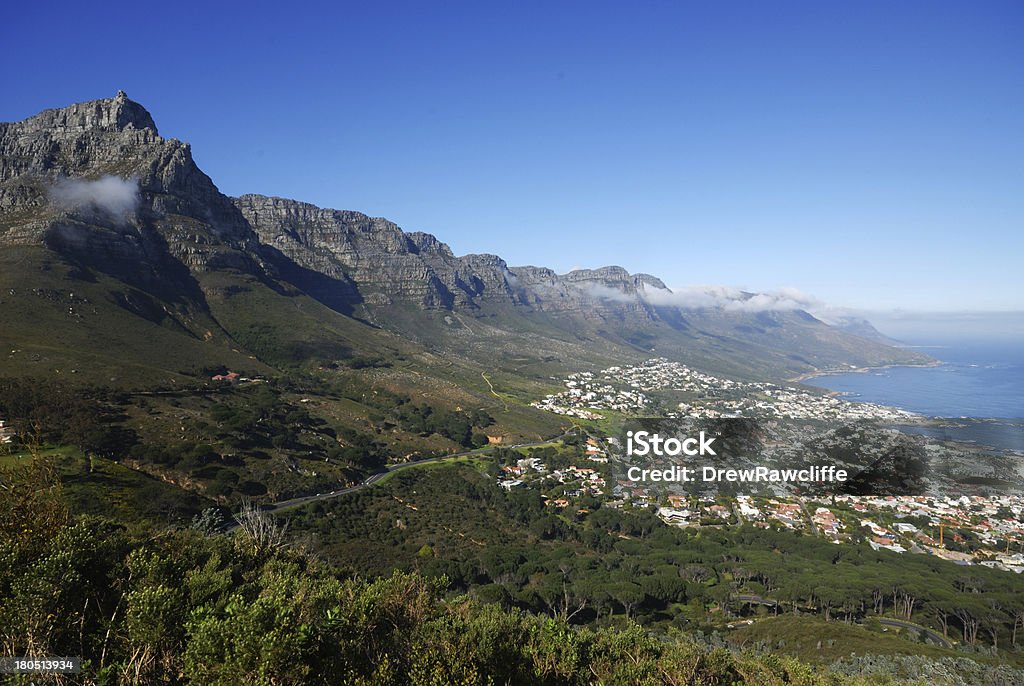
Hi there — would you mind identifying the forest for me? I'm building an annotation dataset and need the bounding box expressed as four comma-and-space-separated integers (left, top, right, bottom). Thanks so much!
294, 464, 1024, 661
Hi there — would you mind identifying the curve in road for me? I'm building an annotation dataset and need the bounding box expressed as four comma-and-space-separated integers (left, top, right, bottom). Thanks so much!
227, 431, 573, 530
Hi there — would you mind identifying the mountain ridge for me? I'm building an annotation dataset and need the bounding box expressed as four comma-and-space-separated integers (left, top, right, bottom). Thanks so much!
0, 92, 931, 384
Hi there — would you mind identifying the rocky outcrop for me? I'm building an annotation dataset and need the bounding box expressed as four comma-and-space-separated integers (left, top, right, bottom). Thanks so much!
0, 90, 157, 147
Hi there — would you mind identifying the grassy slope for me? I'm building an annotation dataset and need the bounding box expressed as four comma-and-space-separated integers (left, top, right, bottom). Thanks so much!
730, 615, 1019, 669
1, 447, 211, 525
0, 246, 271, 387
363, 299, 931, 385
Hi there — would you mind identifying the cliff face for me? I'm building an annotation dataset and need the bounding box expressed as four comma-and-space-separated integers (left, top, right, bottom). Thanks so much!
234, 193, 679, 318
235, 194, 522, 309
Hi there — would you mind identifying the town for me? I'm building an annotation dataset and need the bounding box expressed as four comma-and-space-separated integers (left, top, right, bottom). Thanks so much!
519, 358, 1024, 575
500, 442, 1024, 574
532, 357, 917, 422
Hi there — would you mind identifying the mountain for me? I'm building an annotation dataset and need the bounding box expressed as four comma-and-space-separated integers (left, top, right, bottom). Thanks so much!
0, 93, 930, 391
0, 92, 423, 386
815, 313, 909, 347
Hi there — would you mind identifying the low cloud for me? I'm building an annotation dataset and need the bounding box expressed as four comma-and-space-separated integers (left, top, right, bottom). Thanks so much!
48, 175, 140, 222
573, 280, 824, 313
633, 282, 823, 313
578, 283, 637, 303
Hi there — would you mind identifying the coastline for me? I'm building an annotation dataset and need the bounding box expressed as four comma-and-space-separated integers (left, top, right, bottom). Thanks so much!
788, 359, 944, 385
792, 355, 1023, 428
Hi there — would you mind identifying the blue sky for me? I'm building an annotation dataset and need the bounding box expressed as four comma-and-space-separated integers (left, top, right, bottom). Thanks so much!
3, 1, 1022, 312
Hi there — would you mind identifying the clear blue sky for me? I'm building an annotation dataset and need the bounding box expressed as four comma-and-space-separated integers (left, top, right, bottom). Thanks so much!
4, 1, 1022, 311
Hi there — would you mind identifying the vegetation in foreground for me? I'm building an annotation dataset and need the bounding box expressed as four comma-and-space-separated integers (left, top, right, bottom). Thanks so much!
292, 462, 1024, 666
4, 458, 1024, 686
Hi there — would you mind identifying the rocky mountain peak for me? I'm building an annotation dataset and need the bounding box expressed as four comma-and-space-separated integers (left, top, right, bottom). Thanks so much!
635, 273, 669, 291
561, 266, 632, 284
16, 91, 158, 138
0, 93, 260, 274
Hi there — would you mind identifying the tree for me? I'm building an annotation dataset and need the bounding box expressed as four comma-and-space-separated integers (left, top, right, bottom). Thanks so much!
609, 582, 645, 620
954, 604, 981, 646
892, 585, 918, 621
1010, 602, 1024, 648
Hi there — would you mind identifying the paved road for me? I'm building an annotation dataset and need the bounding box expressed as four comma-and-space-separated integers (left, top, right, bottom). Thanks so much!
227, 431, 572, 528
877, 618, 953, 648
734, 594, 779, 607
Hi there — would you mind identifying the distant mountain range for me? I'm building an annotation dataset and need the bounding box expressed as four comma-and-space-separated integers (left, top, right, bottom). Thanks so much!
0, 92, 929, 387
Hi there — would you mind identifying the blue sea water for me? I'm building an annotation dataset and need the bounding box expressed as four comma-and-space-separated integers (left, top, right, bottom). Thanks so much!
805, 338, 1024, 451
807, 340, 1023, 419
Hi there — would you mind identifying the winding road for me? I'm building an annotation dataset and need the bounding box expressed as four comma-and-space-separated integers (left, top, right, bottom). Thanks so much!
228, 431, 573, 528
877, 618, 953, 648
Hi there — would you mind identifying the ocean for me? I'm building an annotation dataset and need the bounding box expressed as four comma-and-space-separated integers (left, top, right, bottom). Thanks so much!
805, 338, 1024, 451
